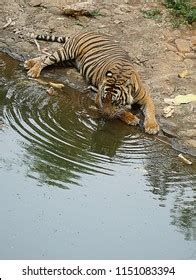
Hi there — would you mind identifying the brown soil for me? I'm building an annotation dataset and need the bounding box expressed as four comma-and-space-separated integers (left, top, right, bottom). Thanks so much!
0, 0, 196, 155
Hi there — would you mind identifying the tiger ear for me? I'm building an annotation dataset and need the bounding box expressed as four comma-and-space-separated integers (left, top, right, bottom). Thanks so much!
106, 71, 113, 77
125, 79, 131, 87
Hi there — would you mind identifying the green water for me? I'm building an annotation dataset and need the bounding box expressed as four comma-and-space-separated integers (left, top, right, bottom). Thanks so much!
0, 52, 195, 259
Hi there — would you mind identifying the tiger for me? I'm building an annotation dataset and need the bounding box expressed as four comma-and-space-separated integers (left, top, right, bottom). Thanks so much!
24, 31, 159, 134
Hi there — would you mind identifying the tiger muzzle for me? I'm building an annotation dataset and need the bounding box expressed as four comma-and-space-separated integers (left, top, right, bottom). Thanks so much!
100, 94, 124, 119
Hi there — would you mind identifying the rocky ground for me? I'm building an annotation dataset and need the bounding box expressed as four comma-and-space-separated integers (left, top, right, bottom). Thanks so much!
0, 0, 196, 156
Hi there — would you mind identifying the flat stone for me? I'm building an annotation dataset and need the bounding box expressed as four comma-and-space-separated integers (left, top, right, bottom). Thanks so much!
166, 51, 182, 62
175, 39, 191, 53
189, 101, 196, 112
29, 0, 42, 7
185, 53, 196, 59
159, 117, 178, 138
179, 129, 196, 138
162, 30, 173, 43
191, 46, 196, 52
185, 139, 196, 148
184, 59, 195, 69
191, 36, 196, 46
192, 22, 196, 30
165, 43, 177, 52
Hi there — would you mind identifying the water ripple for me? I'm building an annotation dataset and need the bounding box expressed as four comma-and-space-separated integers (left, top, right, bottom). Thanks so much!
1, 53, 195, 189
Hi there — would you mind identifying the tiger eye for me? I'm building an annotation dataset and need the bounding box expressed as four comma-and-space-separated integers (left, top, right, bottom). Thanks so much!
106, 71, 113, 77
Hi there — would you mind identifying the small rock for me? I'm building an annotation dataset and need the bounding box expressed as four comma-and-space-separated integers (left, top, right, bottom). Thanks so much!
191, 36, 196, 46
184, 59, 194, 70
166, 51, 182, 61
61, 2, 99, 19
165, 43, 177, 52
185, 53, 196, 59
114, 20, 123, 24
189, 101, 196, 113
192, 22, 196, 30
114, 7, 124, 15
159, 117, 178, 138
191, 46, 196, 52
172, 30, 181, 38
176, 51, 185, 59
162, 105, 175, 118
46, 87, 58, 96
180, 129, 196, 138
162, 30, 174, 43
29, 0, 42, 6
185, 139, 196, 148
178, 69, 190, 78
99, 8, 111, 16
13, 28, 21, 34
175, 38, 191, 53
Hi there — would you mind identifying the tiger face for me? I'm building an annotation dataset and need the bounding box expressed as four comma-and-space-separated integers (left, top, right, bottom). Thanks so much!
96, 70, 134, 118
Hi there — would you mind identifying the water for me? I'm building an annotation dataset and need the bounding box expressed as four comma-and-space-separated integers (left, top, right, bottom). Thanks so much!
0, 52, 195, 259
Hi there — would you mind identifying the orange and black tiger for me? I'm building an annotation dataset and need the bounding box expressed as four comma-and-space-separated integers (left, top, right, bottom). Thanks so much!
24, 32, 159, 134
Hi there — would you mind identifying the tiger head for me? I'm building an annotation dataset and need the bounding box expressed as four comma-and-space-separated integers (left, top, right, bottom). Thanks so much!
96, 70, 134, 118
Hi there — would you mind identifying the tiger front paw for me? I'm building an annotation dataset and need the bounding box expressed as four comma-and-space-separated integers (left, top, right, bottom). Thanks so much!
144, 119, 159, 135
120, 111, 140, 126
127, 115, 140, 126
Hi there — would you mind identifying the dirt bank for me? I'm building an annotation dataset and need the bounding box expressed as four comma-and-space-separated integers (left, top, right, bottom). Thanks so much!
0, 0, 196, 156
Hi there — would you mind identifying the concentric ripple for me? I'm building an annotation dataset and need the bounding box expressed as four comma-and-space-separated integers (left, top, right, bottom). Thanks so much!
1, 52, 195, 189
3, 81, 154, 187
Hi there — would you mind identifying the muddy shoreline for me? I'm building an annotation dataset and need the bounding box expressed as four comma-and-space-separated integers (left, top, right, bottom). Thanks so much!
0, 0, 195, 157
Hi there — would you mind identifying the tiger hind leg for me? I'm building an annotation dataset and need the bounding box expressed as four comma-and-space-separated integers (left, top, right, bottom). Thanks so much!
26, 59, 45, 78
24, 56, 45, 70
24, 47, 67, 78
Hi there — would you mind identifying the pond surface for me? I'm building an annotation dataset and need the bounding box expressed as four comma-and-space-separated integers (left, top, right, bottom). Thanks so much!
0, 52, 195, 260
